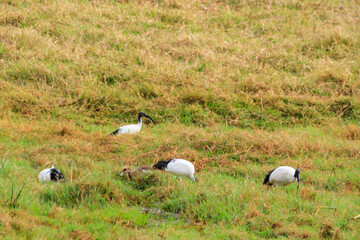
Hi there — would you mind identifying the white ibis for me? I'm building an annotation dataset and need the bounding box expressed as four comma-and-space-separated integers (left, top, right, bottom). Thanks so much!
263, 166, 300, 188
38, 166, 65, 182
110, 112, 155, 135
153, 159, 197, 182
120, 166, 152, 180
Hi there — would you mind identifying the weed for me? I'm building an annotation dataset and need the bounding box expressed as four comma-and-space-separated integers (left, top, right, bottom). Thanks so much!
8, 181, 26, 208
0, 155, 9, 177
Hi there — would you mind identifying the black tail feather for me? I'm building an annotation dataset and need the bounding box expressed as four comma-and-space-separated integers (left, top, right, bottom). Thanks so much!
110, 129, 119, 136
153, 159, 173, 170
263, 169, 275, 185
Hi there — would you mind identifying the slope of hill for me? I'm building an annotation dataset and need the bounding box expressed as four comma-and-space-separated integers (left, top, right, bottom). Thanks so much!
0, 0, 359, 238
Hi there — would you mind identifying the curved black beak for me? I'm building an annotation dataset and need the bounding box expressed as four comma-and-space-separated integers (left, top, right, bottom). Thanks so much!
295, 168, 300, 193
296, 177, 300, 193
143, 114, 155, 124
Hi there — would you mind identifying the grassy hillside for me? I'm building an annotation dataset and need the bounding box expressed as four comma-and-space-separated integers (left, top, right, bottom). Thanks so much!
0, 0, 360, 239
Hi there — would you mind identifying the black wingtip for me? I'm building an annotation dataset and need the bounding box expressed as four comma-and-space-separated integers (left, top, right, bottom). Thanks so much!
263, 169, 275, 185
153, 159, 172, 170
263, 173, 271, 185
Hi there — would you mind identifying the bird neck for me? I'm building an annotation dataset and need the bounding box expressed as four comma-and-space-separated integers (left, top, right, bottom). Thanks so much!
294, 169, 300, 182
138, 116, 143, 126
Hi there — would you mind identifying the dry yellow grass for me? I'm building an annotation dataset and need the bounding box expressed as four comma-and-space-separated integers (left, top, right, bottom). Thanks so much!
0, 0, 360, 239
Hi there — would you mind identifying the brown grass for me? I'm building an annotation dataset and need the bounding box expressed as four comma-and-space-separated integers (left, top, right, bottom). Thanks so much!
1, 0, 360, 238
69, 230, 94, 240
319, 222, 340, 239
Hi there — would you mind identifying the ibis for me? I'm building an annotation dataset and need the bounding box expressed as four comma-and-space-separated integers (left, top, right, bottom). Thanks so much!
110, 112, 155, 135
153, 159, 197, 182
263, 166, 300, 188
38, 166, 65, 182
120, 166, 152, 180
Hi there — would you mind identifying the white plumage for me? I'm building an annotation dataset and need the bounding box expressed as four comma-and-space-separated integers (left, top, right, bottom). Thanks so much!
110, 112, 155, 135
153, 159, 197, 181
263, 166, 300, 186
38, 166, 65, 182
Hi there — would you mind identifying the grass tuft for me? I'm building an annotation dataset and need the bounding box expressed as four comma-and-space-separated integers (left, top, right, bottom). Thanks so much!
8, 181, 26, 208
